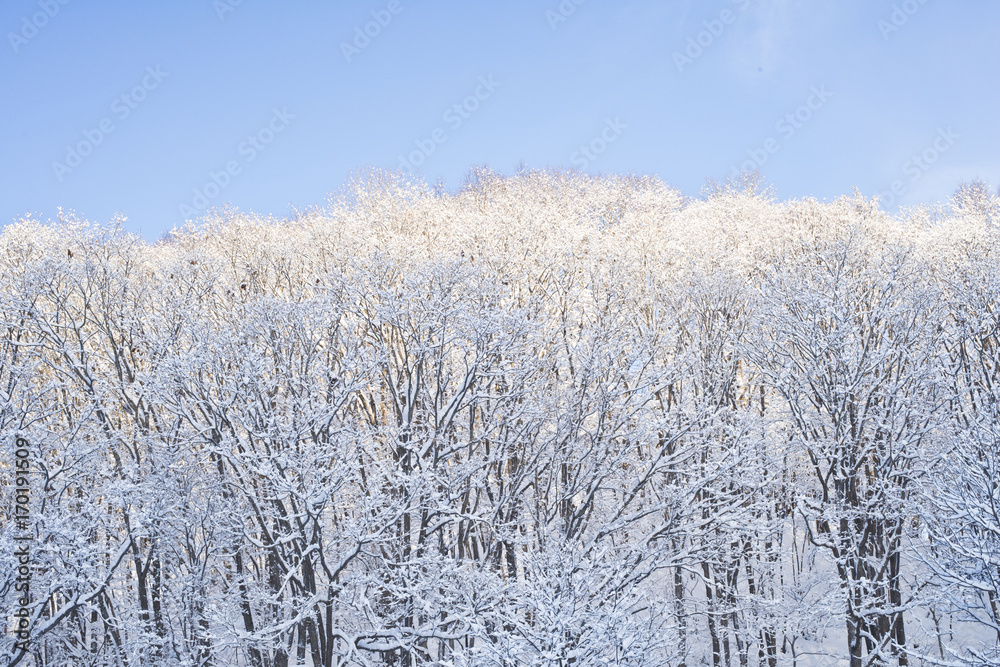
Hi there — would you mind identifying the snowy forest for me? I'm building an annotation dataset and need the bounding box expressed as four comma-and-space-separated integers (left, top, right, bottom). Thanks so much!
2, 169, 1000, 667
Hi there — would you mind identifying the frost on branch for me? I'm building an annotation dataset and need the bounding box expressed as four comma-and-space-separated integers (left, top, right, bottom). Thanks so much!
1, 172, 999, 666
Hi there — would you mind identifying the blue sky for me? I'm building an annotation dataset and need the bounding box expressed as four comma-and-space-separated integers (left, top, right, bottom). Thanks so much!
1, 0, 997, 239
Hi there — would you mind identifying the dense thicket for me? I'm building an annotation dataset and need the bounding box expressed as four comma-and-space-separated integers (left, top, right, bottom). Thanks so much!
2, 170, 999, 666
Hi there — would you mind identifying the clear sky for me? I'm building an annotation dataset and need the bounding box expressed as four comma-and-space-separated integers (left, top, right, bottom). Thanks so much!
2, 0, 997, 240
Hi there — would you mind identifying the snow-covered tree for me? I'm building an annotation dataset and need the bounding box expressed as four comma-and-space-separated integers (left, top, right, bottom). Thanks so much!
2, 171, 999, 666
